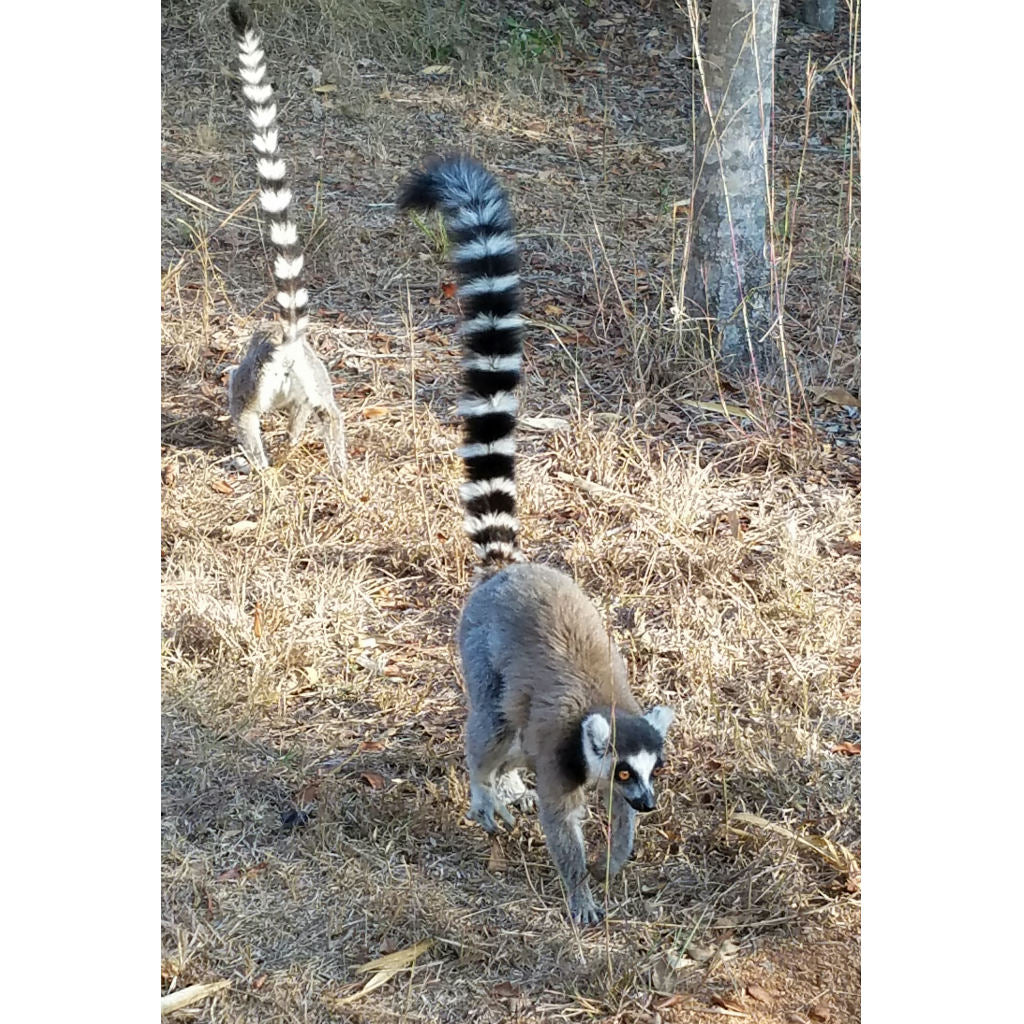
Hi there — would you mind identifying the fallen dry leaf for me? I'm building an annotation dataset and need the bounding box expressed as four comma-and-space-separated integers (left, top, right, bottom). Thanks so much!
222, 520, 259, 536
359, 740, 386, 752
728, 813, 859, 874
519, 416, 570, 432
252, 603, 263, 638
727, 509, 742, 539
808, 385, 859, 408
746, 984, 772, 1005
666, 951, 697, 970
833, 530, 862, 556
687, 943, 715, 962
162, 462, 178, 487
328, 938, 434, 1007
161, 980, 230, 1014
655, 994, 687, 1011
710, 992, 746, 1012
487, 840, 507, 873
831, 741, 861, 755
490, 982, 523, 999
295, 780, 321, 806
360, 406, 390, 419
211, 479, 233, 495
252, 975, 267, 990
680, 398, 754, 420
355, 938, 434, 975
217, 863, 266, 881
420, 64, 452, 75
441, 281, 456, 298
808, 1003, 831, 1022
360, 771, 386, 790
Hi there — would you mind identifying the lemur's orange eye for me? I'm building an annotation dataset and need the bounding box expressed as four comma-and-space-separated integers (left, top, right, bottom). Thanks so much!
617, 769, 631, 782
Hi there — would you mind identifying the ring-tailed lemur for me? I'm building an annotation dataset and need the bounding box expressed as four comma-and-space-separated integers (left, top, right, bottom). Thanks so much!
399, 157, 675, 927
225, 1, 345, 474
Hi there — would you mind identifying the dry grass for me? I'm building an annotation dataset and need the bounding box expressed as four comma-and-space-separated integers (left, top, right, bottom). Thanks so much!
162, 1, 860, 1021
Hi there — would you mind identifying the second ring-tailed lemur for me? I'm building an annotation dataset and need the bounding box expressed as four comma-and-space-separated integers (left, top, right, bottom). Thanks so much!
225, 2, 345, 474
399, 157, 675, 927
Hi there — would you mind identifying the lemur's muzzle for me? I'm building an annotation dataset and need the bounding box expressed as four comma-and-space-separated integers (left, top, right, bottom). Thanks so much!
627, 789, 656, 813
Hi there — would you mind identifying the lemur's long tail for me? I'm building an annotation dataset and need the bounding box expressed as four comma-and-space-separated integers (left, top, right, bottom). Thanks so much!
228, 1, 308, 347
399, 157, 524, 567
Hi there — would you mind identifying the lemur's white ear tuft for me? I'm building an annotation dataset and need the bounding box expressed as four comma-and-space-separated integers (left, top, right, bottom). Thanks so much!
582, 713, 611, 760
644, 705, 675, 738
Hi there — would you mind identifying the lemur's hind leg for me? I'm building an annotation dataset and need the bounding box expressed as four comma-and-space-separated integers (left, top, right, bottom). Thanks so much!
466, 719, 518, 832
235, 407, 270, 470
287, 403, 311, 447
315, 403, 347, 475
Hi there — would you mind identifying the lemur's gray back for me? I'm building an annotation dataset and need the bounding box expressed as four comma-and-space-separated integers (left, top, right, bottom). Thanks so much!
460, 563, 637, 732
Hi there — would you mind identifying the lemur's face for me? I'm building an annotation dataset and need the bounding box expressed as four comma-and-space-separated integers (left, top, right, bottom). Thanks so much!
612, 750, 665, 812
581, 705, 674, 811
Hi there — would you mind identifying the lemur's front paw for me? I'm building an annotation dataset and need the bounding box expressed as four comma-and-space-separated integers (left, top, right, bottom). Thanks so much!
569, 895, 606, 927
467, 798, 515, 833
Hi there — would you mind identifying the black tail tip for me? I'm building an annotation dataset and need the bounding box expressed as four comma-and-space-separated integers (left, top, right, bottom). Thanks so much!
228, 0, 255, 35
398, 153, 476, 212
397, 173, 434, 212
397, 161, 443, 213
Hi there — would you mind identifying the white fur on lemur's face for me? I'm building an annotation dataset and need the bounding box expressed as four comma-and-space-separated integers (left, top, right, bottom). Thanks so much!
581, 706, 674, 812
611, 750, 665, 812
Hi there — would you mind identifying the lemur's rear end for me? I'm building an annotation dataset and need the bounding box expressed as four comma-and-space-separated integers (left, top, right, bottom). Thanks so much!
400, 157, 674, 927
226, 2, 345, 474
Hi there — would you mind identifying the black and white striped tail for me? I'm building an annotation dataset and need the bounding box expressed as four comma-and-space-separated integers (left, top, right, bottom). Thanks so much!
228, 1, 307, 347
399, 157, 525, 567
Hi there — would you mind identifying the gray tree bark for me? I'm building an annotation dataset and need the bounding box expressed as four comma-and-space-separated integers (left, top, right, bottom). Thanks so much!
803, 0, 836, 32
684, 0, 779, 378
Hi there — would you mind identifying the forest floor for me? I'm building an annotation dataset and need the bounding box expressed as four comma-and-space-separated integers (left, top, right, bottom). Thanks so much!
161, 1, 861, 1021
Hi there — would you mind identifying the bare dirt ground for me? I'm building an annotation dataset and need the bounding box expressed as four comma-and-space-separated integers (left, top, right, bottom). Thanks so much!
161, 1, 861, 1021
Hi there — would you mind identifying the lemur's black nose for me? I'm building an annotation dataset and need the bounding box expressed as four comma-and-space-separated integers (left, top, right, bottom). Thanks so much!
630, 791, 656, 813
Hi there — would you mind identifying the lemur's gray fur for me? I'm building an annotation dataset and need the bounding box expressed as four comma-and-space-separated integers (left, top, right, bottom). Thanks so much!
400, 156, 674, 927
226, 2, 345, 474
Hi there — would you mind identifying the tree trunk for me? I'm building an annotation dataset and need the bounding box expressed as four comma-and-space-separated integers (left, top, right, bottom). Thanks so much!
684, 0, 778, 378
803, 0, 836, 32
